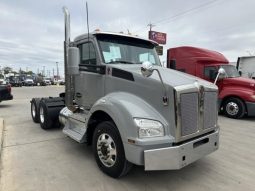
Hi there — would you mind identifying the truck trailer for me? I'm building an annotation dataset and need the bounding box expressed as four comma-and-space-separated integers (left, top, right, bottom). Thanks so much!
30, 8, 219, 178
167, 46, 255, 119
236, 56, 255, 79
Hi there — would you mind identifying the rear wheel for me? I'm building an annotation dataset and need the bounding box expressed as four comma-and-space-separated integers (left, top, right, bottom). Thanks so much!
224, 97, 245, 119
31, 98, 40, 123
39, 100, 54, 129
92, 121, 132, 178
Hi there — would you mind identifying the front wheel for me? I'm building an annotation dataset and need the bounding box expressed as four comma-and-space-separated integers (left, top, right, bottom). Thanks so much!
223, 97, 245, 119
92, 121, 132, 178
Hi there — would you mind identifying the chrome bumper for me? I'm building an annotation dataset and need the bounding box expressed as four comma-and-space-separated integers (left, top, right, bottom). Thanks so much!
144, 130, 219, 170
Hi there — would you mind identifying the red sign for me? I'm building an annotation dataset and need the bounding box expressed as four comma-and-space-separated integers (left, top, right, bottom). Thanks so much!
149, 31, 167, 45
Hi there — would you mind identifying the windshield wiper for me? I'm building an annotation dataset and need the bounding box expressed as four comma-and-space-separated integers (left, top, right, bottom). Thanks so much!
107, 60, 136, 64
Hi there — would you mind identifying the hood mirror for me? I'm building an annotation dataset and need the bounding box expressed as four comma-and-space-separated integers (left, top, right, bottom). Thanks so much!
214, 68, 226, 84
141, 61, 169, 106
218, 68, 226, 75
141, 61, 154, 77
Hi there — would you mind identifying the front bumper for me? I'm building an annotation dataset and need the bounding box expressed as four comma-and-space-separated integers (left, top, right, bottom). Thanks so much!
246, 101, 255, 116
144, 130, 219, 170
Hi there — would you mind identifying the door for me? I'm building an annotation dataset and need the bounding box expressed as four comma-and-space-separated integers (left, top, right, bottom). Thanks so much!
75, 41, 105, 109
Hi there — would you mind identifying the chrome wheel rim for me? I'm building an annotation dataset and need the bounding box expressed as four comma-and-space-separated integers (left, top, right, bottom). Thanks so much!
226, 102, 239, 116
32, 103, 36, 118
40, 106, 44, 123
97, 133, 117, 167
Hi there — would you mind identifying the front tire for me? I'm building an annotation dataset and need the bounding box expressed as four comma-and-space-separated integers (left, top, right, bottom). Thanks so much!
92, 121, 132, 178
224, 97, 245, 119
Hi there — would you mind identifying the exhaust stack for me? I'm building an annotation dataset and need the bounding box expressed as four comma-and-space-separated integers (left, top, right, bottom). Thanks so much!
63, 7, 70, 47
62, 7, 74, 109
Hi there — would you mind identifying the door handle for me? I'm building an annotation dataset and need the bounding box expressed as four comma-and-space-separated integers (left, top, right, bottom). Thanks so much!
76, 92, 82, 98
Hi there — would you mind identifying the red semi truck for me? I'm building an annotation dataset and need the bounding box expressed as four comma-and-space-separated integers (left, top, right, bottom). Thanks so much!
167, 46, 255, 119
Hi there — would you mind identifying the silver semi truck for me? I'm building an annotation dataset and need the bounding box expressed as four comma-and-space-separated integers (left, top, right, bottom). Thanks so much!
30, 7, 219, 178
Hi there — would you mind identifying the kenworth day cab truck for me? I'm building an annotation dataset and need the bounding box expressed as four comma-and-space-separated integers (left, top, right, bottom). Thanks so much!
167, 46, 255, 119
30, 8, 219, 178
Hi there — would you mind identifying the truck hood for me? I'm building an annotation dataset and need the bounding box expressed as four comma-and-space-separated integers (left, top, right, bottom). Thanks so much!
223, 77, 255, 88
110, 64, 216, 88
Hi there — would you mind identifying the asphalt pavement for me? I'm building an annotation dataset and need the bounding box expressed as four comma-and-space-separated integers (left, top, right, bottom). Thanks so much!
0, 86, 255, 191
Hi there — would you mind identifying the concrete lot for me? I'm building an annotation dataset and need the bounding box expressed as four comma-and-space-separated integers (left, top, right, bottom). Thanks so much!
0, 86, 255, 191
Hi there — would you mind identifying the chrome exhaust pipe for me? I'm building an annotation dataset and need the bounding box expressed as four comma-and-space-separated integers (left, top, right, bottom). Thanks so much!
63, 7, 70, 47
62, 7, 74, 109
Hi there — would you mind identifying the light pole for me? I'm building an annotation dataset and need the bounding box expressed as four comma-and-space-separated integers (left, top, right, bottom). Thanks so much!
56, 62, 59, 80
43, 66, 45, 77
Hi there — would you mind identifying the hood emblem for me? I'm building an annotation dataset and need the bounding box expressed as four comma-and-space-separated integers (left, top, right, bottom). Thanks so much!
199, 85, 205, 97
199, 85, 205, 107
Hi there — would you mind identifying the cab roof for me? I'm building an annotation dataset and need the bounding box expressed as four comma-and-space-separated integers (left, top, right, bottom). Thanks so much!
74, 31, 158, 46
169, 46, 229, 64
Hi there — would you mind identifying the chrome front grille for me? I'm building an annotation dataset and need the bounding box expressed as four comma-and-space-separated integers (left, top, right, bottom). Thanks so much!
180, 93, 199, 136
203, 91, 217, 129
175, 83, 218, 142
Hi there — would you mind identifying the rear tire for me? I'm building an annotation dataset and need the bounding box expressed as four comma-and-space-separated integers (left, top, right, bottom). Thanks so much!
92, 121, 132, 178
223, 97, 245, 119
39, 100, 54, 129
31, 98, 40, 123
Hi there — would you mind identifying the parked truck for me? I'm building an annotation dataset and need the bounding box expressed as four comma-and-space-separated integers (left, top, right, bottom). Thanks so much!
9, 76, 23, 87
236, 56, 255, 79
30, 8, 219, 178
167, 46, 255, 119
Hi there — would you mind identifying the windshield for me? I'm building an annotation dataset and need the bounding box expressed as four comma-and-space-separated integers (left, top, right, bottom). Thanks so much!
221, 65, 240, 78
97, 35, 161, 65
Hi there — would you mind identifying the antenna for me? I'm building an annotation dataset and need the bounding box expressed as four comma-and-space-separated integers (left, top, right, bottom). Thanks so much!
86, 2, 90, 38
86, 1, 90, 63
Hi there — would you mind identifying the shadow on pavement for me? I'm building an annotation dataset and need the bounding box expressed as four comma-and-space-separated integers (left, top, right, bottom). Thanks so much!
0, 104, 11, 109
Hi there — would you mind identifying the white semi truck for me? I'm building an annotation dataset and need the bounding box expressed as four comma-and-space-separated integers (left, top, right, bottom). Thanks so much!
30, 7, 219, 178
237, 56, 255, 79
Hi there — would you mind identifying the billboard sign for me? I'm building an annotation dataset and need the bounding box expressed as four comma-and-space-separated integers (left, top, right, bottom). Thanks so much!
149, 31, 167, 45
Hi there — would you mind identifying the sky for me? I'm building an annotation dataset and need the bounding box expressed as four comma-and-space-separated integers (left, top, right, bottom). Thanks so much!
0, 0, 255, 77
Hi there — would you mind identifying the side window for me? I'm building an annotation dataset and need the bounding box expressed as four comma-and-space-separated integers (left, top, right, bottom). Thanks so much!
204, 66, 217, 80
79, 42, 97, 65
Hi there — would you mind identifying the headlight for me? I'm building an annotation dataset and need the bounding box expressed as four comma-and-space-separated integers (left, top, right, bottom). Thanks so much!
251, 95, 255, 100
134, 118, 164, 138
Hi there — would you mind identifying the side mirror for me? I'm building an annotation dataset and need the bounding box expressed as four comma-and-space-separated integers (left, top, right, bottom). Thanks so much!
214, 68, 226, 84
67, 47, 80, 75
141, 61, 154, 77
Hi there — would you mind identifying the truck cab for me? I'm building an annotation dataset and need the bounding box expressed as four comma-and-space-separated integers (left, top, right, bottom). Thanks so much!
167, 46, 255, 118
30, 8, 219, 178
